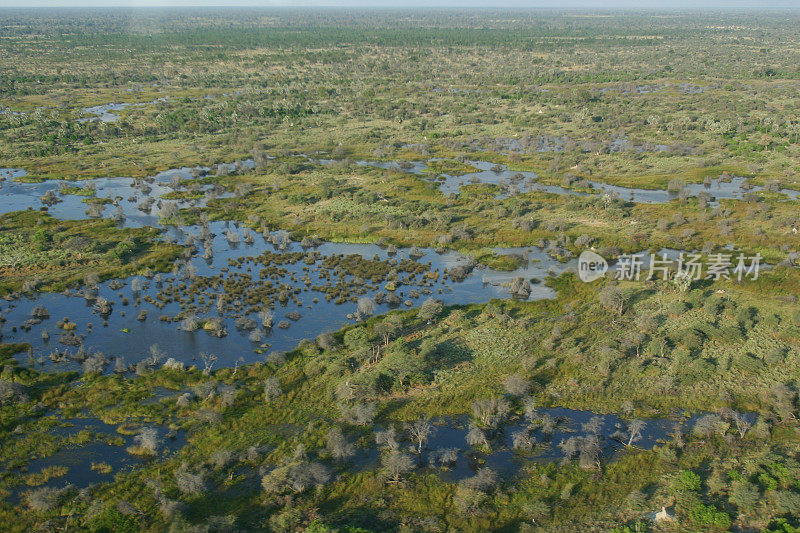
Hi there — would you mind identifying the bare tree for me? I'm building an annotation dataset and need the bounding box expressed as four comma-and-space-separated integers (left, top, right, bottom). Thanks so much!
133, 427, 161, 455
407, 419, 435, 456
263, 377, 282, 402
625, 419, 646, 447
599, 285, 628, 316
258, 309, 274, 330
382, 450, 414, 483
460, 467, 497, 492
375, 426, 400, 451
522, 396, 538, 422
341, 402, 376, 426
559, 435, 602, 469
471, 397, 510, 429
181, 315, 200, 332
582, 416, 603, 436
326, 427, 355, 462
729, 410, 752, 439
289, 462, 331, 493
200, 352, 217, 375
578, 435, 602, 469
85, 201, 105, 219
159, 201, 180, 220
504, 374, 530, 397
82, 353, 108, 375
174, 464, 206, 495
356, 297, 376, 321
0, 380, 28, 405
465, 423, 489, 449
26, 486, 66, 512
511, 429, 536, 451
316, 331, 338, 351
113, 356, 127, 374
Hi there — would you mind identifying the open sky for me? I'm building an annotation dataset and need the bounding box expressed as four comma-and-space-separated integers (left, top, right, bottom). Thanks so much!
1, 1, 798, 9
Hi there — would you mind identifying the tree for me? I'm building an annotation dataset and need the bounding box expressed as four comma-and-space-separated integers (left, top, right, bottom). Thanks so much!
418, 298, 443, 321
326, 427, 355, 462
471, 397, 510, 429
133, 427, 161, 455
504, 374, 530, 397
264, 377, 282, 401
454, 487, 487, 516
730, 480, 760, 511
374, 315, 402, 346
625, 419, 646, 447
356, 297, 375, 321
381, 450, 414, 483
407, 419, 435, 456
599, 285, 628, 316
343, 327, 369, 351
174, 464, 206, 495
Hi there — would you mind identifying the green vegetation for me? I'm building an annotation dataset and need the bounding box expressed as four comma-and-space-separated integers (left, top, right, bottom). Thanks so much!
2, 273, 800, 530
1, 7, 800, 532
0, 211, 182, 295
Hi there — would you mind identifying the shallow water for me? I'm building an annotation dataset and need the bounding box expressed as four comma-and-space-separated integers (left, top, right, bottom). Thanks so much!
0, 162, 252, 228
78, 99, 168, 123
0, 161, 761, 373
78, 103, 133, 123
0, 156, 764, 501
352, 407, 731, 482
0, 168, 27, 180
2, 225, 569, 371
323, 158, 799, 202
9, 417, 186, 500
587, 176, 800, 204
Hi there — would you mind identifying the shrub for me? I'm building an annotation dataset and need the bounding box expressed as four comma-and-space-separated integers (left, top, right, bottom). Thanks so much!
689, 504, 731, 530
174, 464, 206, 495
26, 486, 66, 512
673, 470, 702, 492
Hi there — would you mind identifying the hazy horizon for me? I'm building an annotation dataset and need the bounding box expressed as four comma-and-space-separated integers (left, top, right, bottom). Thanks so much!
1, 1, 798, 10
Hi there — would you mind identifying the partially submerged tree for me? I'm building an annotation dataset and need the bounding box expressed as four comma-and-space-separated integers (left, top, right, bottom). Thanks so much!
407, 419, 435, 456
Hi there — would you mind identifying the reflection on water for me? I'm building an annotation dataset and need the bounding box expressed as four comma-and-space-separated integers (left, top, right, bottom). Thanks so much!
8, 417, 186, 501
320, 157, 800, 202
0, 161, 254, 228
77, 99, 168, 123
350, 407, 737, 483
2, 222, 570, 371
0, 159, 769, 373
